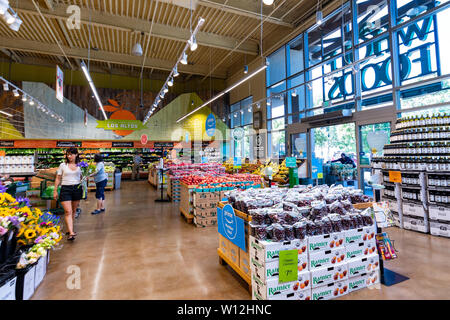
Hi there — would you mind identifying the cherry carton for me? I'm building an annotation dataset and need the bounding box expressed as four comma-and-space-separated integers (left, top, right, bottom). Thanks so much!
366, 269, 380, 287
251, 254, 309, 282
311, 279, 349, 300
361, 225, 377, 243
252, 288, 311, 300
309, 247, 346, 270
344, 227, 365, 245
348, 273, 368, 293
250, 236, 308, 263
310, 263, 348, 288
429, 205, 450, 222
251, 270, 311, 300
346, 239, 377, 260
308, 232, 345, 252
347, 253, 380, 278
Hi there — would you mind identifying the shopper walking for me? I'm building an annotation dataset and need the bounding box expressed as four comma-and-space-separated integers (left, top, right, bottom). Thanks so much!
89, 153, 108, 215
132, 152, 143, 180
53, 148, 83, 241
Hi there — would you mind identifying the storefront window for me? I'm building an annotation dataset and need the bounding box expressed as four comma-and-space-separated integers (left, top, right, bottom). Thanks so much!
268, 130, 286, 158
229, 97, 253, 159
397, 16, 438, 86
266, 47, 286, 87
291, 133, 308, 158
396, 0, 447, 24
267, 81, 286, 119
357, 0, 390, 44
437, 8, 450, 75
360, 122, 391, 164
287, 35, 304, 77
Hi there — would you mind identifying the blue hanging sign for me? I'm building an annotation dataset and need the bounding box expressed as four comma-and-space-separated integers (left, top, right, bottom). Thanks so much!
205, 113, 216, 137
311, 156, 323, 180
217, 204, 246, 252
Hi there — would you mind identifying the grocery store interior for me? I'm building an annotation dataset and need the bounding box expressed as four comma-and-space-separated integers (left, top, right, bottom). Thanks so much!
0, 0, 449, 301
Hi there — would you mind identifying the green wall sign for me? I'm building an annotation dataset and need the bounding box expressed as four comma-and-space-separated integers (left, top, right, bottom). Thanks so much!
96, 120, 147, 131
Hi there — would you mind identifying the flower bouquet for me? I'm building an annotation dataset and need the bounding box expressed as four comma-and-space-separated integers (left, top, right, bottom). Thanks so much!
78, 160, 94, 196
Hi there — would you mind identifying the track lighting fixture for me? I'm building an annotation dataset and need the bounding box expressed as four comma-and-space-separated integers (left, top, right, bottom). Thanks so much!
180, 52, 188, 65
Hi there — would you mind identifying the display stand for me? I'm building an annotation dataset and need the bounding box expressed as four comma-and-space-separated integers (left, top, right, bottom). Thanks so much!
376, 225, 410, 286
154, 168, 170, 202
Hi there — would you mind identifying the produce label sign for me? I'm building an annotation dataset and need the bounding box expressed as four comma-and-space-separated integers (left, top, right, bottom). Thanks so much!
279, 250, 298, 283
217, 204, 246, 252
389, 171, 402, 183
286, 157, 297, 168
205, 113, 216, 137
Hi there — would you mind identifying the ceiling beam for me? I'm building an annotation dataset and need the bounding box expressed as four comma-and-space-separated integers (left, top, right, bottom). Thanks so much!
42, 0, 54, 11
198, 0, 293, 28
16, 0, 259, 56
0, 36, 228, 78
0, 49, 21, 63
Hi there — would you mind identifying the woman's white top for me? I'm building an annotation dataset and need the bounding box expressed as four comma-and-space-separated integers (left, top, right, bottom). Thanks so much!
57, 163, 82, 185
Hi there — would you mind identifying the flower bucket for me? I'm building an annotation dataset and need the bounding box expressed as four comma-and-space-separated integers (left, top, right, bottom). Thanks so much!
0, 268, 16, 300
15, 261, 37, 301
0, 233, 7, 264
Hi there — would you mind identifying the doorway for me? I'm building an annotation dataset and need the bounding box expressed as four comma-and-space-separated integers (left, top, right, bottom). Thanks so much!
310, 123, 357, 186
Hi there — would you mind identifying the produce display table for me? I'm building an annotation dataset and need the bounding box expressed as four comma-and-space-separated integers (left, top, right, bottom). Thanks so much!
218, 249, 252, 292
217, 201, 252, 292
87, 172, 114, 191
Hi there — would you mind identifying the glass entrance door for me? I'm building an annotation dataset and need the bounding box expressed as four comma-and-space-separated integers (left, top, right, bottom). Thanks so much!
310, 123, 357, 186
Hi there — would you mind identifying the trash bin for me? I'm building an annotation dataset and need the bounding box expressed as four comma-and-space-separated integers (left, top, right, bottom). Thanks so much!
114, 171, 122, 190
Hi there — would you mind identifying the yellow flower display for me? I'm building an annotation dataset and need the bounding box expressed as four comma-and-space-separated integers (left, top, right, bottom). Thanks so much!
24, 229, 37, 240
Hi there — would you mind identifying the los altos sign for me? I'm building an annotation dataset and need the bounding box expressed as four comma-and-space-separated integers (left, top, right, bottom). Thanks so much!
327, 16, 436, 100
96, 120, 147, 131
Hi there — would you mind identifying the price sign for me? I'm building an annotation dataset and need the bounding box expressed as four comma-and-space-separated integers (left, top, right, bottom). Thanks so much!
286, 157, 297, 168
389, 171, 402, 183
279, 250, 298, 283
233, 157, 242, 169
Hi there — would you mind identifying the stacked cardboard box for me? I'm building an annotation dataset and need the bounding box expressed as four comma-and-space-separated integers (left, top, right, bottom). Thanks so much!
193, 192, 218, 227
249, 223, 380, 301
170, 178, 181, 202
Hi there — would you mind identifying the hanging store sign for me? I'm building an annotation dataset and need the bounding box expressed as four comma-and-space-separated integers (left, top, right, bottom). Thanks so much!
217, 204, 246, 252
56, 141, 81, 148
140, 134, 148, 145
0, 141, 14, 147
232, 127, 245, 141
96, 120, 147, 132
205, 113, 216, 137
56, 65, 64, 103
327, 16, 437, 101
112, 142, 134, 148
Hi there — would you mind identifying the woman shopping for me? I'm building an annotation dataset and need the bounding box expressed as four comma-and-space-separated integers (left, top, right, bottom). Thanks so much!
89, 153, 108, 215
53, 147, 83, 241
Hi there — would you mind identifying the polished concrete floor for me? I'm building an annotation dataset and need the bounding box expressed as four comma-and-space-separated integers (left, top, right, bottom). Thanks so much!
32, 181, 450, 300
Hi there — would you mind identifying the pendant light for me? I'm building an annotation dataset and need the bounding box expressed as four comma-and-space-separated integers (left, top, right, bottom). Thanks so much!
263, 0, 274, 5
9, 16, 22, 31
188, 35, 198, 51
2, 82, 8, 91
173, 65, 179, 77
0, 0, 9, 15
180, 52, 188, 65
132, 32, 144, 56
13, 89, 19, 96
316, 0, 323, 26
167, 77, 174, 87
